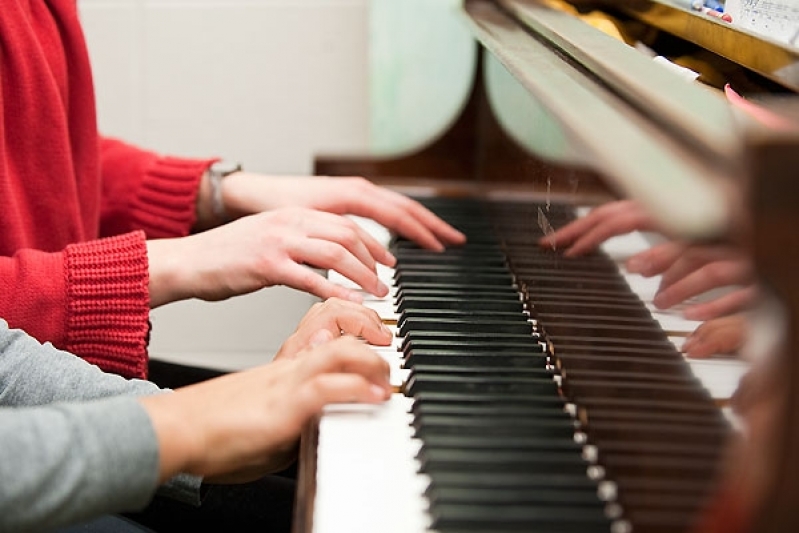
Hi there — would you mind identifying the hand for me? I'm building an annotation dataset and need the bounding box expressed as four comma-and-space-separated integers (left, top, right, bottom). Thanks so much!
217, 174, 466, 251
626, 242, 757, 320
538, 200, 657, 257
275, 298, 393, 360
148, 207, 397, 307
140, 336, 391, 484
682, 314, 748, 358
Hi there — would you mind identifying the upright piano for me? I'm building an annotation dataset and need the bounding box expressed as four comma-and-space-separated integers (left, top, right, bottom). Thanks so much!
294, 1, 799, 532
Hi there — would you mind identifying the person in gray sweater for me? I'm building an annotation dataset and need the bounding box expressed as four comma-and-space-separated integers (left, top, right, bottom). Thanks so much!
0, 299, 392, 532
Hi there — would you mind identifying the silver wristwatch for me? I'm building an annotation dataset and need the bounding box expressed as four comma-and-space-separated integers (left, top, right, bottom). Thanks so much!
207, 160, 242, 222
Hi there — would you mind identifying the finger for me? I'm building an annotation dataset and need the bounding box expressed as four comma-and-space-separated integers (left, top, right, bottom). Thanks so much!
294, 239, 389, 297
335, 309, 393, 346
683, 286, 758, 321
653, 261, 754, 310
658, 247, 748, 292
683, 315, 748, 358
299, 299, 391, 346
537, 212, 599, 250
625, 241, 684, 276
356, 187, 467, 250
306, 214, 386, 269
301, 338, 391, 386
385, 193, 467, 248
295, 373, 391, 417
563, 208, 653, 257
276, 262, 365, 302
538, 200, 649, 252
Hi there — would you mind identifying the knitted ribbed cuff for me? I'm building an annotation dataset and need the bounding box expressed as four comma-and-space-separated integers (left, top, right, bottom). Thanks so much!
64, 232, 151, 379
131, 156, 216, 239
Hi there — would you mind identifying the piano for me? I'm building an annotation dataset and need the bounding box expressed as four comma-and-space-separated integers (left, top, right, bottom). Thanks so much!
293, 1, 799, 532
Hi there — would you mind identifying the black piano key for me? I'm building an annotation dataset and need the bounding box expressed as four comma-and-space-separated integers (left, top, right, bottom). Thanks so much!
398, 309, 526, 325
562, 378, 714, 404
561, 368, 704, 386
427, 486, 607, 508
396, 297, 525, 314
528, 301, 654, 320
400, 332, 540, 353
413, 415, 577, 440
413, 402, 568, 420
419, 449, 591, 475
430, 503, 612, 533
541, 322, 670, 343
395, 271, 516, 285
411, 392, 568, 412
393, 263, 511, 275
402, 341, 544, 358
403, 352, 547, 369
404, 374, 558, 396
535, 312, 660, 328
398, 317, 533, 336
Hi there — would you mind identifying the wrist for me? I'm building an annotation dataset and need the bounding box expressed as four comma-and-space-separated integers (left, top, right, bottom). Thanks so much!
140, 393, 199, 483
194, 161, 243, 231
146, 238, 191, 308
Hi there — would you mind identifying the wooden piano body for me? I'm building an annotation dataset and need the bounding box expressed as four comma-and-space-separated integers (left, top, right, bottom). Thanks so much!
295, 1, 799, 531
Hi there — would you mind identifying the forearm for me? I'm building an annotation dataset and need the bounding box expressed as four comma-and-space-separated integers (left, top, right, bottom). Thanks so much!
0, 397, 160, 532
99, 137, 214, 239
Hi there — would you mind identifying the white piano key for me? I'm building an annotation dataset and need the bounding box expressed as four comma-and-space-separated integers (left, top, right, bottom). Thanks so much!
600, 229, 749, 402
313, 396, 430, 533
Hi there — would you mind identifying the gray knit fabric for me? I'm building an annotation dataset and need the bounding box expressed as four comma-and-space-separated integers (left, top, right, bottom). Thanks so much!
0, 320, 202, 532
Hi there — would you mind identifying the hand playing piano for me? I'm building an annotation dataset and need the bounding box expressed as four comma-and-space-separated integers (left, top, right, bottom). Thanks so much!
627, 241, 758, 321
275, 297, 393, 360
537, 200, 657, 257
139, 336, 391, 485
147, 207, 398, 306
210, 173, 467, 251
538, 199, 757, 320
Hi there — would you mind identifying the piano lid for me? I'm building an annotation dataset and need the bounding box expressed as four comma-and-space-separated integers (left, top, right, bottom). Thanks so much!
458, 0, 792, 242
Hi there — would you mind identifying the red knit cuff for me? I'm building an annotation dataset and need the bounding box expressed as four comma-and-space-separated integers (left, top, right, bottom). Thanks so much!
64, 232, 151, 379
131, 156, 216, 239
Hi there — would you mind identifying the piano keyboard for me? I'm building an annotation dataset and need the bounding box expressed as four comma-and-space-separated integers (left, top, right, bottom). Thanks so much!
315, 198, 748, 533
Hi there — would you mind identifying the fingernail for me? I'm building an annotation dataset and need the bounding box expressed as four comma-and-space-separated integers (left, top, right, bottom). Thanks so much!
381, 324, 393, 336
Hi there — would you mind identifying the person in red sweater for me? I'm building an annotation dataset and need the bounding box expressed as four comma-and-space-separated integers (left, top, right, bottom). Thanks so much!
0, 0, 465, 381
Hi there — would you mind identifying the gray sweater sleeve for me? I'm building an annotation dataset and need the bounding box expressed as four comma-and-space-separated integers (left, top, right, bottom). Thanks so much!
0, 321, 202, 531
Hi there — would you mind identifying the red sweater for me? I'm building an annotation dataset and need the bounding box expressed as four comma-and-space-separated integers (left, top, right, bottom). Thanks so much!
0, 1, 215, 378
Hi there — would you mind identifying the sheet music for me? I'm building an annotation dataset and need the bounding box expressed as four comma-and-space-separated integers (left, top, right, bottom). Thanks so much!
725, 0, 799, 46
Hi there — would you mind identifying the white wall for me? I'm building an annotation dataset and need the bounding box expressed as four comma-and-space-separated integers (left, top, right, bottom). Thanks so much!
79, 0, 372, 370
